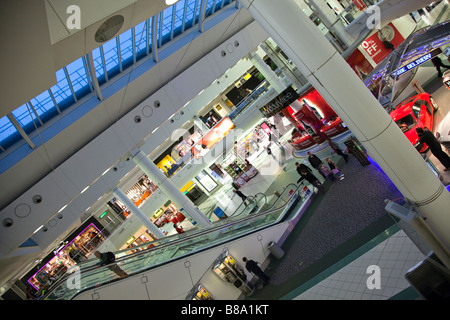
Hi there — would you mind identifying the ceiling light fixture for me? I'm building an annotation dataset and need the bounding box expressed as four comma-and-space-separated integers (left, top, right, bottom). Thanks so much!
165, 0, 179, 5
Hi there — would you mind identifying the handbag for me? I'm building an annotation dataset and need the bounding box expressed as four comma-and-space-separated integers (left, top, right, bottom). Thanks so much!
332, 168, 340, 175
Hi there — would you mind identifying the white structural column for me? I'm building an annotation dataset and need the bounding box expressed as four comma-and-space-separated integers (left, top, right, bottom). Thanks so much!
307, 0, 354, 48
113, 188, 165, 239
249, 52, 287, 93
132, 150, 212, 228
240, 1, 450, 249
193, 115, 209, 133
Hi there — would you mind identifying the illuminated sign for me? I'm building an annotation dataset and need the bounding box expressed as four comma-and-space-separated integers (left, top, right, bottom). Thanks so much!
394, 53, 433, 76
99, 211, 108, 219
260, 86, 299, 118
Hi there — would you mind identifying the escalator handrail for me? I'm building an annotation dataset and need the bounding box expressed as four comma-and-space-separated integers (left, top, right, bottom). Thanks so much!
45, 183, 305, 299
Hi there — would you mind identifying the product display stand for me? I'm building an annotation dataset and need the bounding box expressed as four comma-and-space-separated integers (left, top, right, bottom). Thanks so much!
211, 251, 254, 296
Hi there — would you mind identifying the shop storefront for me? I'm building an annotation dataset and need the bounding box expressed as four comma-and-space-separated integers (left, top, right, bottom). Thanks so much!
23, 217, 107, 293
223, 152, 258, 189
287, 88, 349, 150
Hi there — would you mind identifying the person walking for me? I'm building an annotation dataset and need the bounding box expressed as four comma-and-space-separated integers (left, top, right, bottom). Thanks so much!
416, 127, 450, 171
233, 189, 248, 205
94, 251, 128, 279
242, 257, 270, 285
295, 162, 312, 183
431, 56, 450, 78
300, 169, 325, 193
327, 137, 349, 163
307, 151, 326, 179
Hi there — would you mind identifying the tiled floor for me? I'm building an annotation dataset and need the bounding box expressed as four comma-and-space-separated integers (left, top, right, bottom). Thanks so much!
291, 229, 426, 300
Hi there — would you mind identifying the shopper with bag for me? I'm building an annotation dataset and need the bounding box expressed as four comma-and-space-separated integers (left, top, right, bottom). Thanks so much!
319, 163, 336, 182
326, 157, 344, 180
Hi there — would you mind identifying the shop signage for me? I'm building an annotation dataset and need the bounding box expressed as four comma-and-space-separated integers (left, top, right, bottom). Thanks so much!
352, 0, 366, 11
260, 86, 299, 118
361, 23, 404, 64
393, 48, 442, 76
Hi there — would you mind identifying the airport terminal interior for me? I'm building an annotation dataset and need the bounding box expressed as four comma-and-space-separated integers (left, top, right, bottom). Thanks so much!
1, 0, 450, 301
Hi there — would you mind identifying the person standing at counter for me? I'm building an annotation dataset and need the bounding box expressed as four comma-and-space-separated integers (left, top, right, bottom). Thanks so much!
242, 257, 270, 285
307, 152, 326, 179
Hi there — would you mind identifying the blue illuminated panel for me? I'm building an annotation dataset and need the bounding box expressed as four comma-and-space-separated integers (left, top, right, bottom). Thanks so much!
394, 52, 433, 76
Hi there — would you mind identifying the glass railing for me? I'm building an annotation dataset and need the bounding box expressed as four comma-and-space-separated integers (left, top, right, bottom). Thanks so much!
44, 183, 308, 300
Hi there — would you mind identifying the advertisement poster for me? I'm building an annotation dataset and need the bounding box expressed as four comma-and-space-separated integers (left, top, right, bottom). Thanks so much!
352, 0, 367, 11
361, 23, 405, 64
346, 48, 374, 81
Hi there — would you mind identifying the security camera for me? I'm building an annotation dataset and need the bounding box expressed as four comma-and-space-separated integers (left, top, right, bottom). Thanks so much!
221, 50, 226, 57
134, 115, 142, 123
43, 226, 48, 232
57, 213, 63, 219
154, 100, 161, 108
3, 218, 13, 228
33, 195, 42, 204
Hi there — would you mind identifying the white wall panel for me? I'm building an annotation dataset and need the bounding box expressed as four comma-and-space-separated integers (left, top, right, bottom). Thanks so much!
0, 179, 72, 256
170, 60, 217, 106
30, 204, 80, 250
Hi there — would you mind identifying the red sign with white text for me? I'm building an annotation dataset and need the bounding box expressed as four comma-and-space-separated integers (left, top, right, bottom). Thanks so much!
352, 0, 367, 11
361, 23, 405, 64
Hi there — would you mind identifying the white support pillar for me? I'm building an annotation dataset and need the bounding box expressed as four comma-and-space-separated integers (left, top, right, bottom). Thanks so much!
113, 188, 165, 239
249, 52, 287, 93
240, 0, 450, 253
193, 115, 209, 133
132, 150, 212, 228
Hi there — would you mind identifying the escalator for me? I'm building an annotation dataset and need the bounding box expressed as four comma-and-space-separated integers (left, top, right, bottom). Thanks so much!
43, 182, 312, 300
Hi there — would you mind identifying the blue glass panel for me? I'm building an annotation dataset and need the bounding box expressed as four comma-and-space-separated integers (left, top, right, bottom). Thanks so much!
184, 0, 198, 30
215, 0, 224, 11
103, 38, 121, 78
66, 57, 91, 100
12, 103, 41, 134
173, 0, 185, 38
205, 0, 215, 17
134, 20, 148, 61
92, 47, 106, 85
0, 115, 20, 151
160, 6, 174, 46
29, 90, 59, 123
50, 68, 76, 111
119, 29, 134, 69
